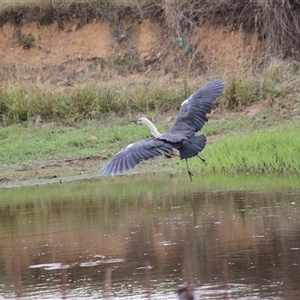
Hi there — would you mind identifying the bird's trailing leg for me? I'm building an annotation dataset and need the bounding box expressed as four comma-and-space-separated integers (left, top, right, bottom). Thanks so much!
197, 154, 208, 166
185, 159, 193, 182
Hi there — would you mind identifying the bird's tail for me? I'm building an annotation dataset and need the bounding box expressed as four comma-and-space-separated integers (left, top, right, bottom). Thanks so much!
179, 135, 206, 159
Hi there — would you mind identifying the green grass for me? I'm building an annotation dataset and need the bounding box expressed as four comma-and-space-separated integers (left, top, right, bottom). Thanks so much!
0, 59, 299, 177
0, 118, 299, 176
0, 81, 185, 125
1, 66, 299, 125
0, 119, 164, 166
190, 122, 300, 175
1, 56, 299, 125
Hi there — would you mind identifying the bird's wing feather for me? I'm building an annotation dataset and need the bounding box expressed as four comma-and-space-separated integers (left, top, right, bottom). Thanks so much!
100, 138, 176, 176
162, 79, 225, 142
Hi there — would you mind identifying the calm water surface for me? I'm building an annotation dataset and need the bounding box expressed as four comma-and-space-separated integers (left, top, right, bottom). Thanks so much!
0, 174, 300, 299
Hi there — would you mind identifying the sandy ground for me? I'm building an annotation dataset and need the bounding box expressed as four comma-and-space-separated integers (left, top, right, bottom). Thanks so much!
0, 157, 103, 188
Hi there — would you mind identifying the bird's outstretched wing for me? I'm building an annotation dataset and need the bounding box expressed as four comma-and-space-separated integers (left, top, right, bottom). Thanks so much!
100, 138, 177, 176
161, 79, 225, 142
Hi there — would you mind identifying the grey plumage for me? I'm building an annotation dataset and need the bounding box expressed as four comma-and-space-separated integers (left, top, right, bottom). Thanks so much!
100, 79, 225, 180
100, 138, 180, 177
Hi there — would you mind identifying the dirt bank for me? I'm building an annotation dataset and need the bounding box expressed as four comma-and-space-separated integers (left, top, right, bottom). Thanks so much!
0, 2, 262, 86
0, 156, 102, 189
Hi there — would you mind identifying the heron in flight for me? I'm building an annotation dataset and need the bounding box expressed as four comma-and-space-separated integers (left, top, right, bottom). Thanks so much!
100, 79, 225, 181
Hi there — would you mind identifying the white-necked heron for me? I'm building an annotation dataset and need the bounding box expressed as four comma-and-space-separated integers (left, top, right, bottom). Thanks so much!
100, 79, 225, 181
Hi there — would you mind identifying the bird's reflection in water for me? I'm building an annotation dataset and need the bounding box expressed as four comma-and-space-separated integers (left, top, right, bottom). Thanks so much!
177, 285, 195, 300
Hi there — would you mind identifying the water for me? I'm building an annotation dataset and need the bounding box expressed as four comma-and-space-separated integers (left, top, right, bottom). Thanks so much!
0, 174, 300, 299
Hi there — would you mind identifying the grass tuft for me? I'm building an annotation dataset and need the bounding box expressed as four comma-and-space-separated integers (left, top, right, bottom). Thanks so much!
191, 123, 300, 175
0, 81, 193, 124
222, 77, 258, 110
0, 58, 299, 125
3, 83, 50, 122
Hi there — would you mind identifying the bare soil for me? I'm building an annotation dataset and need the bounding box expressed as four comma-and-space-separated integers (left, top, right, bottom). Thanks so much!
0, 15, 260, 85
0, 156, 104, 188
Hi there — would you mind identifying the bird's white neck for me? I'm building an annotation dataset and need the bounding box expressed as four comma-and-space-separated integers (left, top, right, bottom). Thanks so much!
143, 118, 161, 138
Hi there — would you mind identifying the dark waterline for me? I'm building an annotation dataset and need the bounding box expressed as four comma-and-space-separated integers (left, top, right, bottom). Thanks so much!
0, 174, 300, 299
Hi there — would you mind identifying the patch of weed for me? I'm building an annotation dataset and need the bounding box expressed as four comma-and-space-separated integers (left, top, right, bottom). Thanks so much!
190, 123, 300, 175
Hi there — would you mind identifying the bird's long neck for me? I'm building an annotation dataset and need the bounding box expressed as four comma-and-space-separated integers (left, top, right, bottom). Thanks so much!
143, 118, 161, 138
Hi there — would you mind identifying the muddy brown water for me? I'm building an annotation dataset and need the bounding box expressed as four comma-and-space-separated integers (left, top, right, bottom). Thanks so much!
0, 174, 300, 299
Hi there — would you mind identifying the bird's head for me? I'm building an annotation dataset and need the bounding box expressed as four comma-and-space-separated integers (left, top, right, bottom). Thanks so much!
130, 117, 147, 125
130, 117, 161, 138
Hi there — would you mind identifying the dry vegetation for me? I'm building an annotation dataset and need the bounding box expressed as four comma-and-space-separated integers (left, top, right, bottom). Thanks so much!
0, 0, 299, 124
1, 0, 300, 58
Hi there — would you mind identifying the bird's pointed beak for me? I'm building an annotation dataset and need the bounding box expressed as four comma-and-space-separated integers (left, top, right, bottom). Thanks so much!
130, 119, 138, 123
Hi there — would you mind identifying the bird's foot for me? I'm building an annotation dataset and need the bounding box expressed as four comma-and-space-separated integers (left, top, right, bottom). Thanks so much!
188, 170, 193, 182
197, 155, 208, 166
